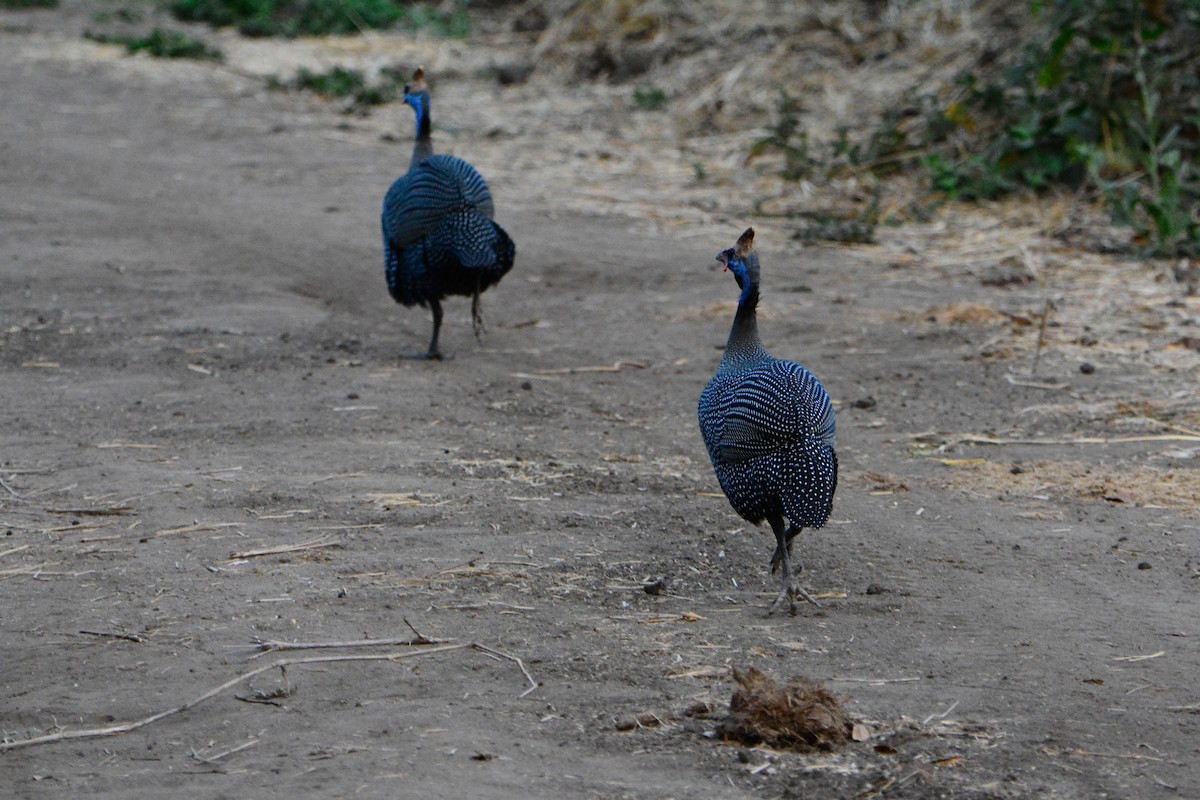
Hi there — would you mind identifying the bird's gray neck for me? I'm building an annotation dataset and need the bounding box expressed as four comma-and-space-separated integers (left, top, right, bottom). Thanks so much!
722, 284, 768, 366
409, 136, 433, 167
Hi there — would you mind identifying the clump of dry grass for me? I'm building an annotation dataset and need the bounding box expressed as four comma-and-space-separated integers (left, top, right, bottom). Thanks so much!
720, 667, 852, 751
938, 458, 1200, 517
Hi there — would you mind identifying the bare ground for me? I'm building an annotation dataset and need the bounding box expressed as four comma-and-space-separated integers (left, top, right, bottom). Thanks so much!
2, 4, 1200, 799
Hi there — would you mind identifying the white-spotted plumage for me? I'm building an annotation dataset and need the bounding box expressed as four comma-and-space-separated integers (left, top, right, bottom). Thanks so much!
698, 228, 838, 615
380, 68, 514, 359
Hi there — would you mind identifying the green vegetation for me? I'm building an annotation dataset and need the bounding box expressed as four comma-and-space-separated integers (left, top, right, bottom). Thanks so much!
928, 0, 1199, 256
89, 0, 149, 24
268, 65, 405, 110
164, 0, 470, 39
751, 93, 889, 242
633, 85, 667, 112
0, 0, 59, 8
84, 27, 224, 60
760, 1, 1200, 257
751, 91, 819, 182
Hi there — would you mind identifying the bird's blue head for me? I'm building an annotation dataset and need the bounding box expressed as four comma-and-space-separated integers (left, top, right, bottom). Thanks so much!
716, 227, 757, 296
403, 67, 430, 124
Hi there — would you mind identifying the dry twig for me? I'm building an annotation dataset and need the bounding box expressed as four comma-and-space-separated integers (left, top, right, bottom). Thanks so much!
151, 522, 242, 539
528, 360, 647, 375
229, 536, 336, 560
0, 475, 25, 499
0, 641, 537, 752
191, 737, 259, 764
46, 506, 135, 516
79, 629, 143, 643
249, 633, 449, 658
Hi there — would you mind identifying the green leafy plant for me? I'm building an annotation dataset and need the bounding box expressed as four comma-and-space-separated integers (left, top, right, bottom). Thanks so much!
84, 27, 224, 60
1094, 69, 1200, 256
770, 1, 1200, 256
917, 0, 1199, 255
0, 0, 58, 7
269, 65, 403, 110
752, 91, 820, 181
633, 85, 667, 111
164, 0, 470, 39
89, 0, 148, 23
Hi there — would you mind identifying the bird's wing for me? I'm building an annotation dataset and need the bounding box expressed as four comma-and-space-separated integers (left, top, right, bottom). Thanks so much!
447, 209, 504, 269
716, 362, 834, 462
383, 156, 495, 248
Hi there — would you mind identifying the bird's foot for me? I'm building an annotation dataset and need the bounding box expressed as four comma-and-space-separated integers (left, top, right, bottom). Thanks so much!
765, 576, 822, 617
404, 350, 447, 361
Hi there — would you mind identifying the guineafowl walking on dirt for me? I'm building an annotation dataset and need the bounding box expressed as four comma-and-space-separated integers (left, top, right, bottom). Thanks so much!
381, 68, 515, 360
698, 228, 838, 616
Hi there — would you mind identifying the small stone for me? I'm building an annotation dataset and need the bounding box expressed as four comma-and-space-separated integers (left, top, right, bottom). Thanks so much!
643, 579, 667, 595
1080, 362, 1096, 374
851, 396, 877, 410
1137, 561, 1152, 570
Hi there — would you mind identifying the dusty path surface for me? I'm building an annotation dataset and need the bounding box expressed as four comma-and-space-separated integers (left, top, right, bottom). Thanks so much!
3, 6, 1199, 799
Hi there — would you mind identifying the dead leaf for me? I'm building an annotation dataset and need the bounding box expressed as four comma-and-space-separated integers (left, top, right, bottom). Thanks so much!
1167, 336, 1200, 351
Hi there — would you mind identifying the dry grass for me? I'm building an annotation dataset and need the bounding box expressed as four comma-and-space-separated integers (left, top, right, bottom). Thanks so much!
720, 667, 852, 752
937, 458, 1200, 517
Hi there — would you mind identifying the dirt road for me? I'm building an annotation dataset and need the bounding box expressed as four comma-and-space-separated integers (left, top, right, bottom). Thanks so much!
2, 6, 1198, 798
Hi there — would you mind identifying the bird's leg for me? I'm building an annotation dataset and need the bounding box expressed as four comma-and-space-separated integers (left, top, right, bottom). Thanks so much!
470, 278, 486, 342
765, 513, 820, 616
406, 299, 445, 360
769, 523, 802, 573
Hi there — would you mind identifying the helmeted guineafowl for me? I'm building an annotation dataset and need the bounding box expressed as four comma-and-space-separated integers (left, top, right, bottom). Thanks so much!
381, 68, 515, 360
698, 228, 838, 616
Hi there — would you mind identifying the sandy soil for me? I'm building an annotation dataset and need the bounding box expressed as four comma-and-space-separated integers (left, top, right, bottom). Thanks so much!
2, 4, 1199, 799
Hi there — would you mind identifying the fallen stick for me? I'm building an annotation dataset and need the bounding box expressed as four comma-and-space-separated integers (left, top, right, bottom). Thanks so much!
0, 562, 59, 577
191, 737, 259, 765
0, 475, 24, 499
79, 629, 143, 643
1005, 374, 1067, 391
229, 537, 336, 560
46, 506, 135, 516
916, 432, 1200, 447
1065, 747, 1181, 765
249, 634, 450, 657
0, 641, 537, 752
529, 360, 647, 375
150, 522, 243, 539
